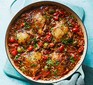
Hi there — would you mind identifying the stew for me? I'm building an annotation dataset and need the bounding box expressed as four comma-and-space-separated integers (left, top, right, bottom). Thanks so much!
7, 6, 84, 80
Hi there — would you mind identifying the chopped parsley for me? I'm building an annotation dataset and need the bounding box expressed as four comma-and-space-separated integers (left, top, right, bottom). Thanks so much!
32, 38, 37, 43
46, 59, 54, 66
14, 54, 20, 60
62, 38, 73, 45
53, 69, 58, 76
34, 44, 38, 48
31, 64, 37, 67
55, 61, 60, 66
70, 56, 75, 63
24, 22, 30, 29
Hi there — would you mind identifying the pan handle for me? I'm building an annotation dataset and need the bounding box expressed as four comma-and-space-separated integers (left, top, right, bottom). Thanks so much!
10, 0, 17, 9
10, 0, 25, 17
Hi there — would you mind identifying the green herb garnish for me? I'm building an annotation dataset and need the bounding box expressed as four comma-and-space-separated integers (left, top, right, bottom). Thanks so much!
32, 38, 37, 43
44, 15, 52, 20
24, 22, 30, 29
31, 38, 38, 48
70, 56, 75, 63
55, 61, 60, 66
70, 15, 74, 19
14, 54, 20, 60
53, 69, 58, 76
62, 38, 73, 45
34, 44, 38, 48
46, 59, 54, 66
31, 64, 37, 67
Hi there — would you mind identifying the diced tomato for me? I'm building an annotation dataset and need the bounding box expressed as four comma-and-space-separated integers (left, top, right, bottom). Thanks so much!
34, 74, 42, 80
53, 11, 60, 21
9, 36, 15, 43
42, 71, 50, 78
49, 43, 54, 48
75, 24, 79, 28
53, 16, 59, 21
70, 53, 77, 60
11, 43, 19, 47
47, 32, 52, 36
78, 46, 84, 53
34, 71, 50, 80
38, 41, 43, 47
43, 50, 50, 55
11, 49, 18, 56
59, 45, 64, 52
45, 35, 52, 42
27, 45, 33, 51
71, 53, 80, 61
42, 56, 48, 60
70, 53, 75, 57
20, 22, 25, 27
53, 12, 59, 16
72, 27, 79, 33
62, 69, 69, 75
61, 11, 64, 15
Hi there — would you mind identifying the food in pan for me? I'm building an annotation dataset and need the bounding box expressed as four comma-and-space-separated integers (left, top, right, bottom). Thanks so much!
7, 6, 84, 80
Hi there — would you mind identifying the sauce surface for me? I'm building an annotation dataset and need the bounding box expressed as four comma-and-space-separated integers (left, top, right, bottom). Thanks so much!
8, 6, 84, 80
